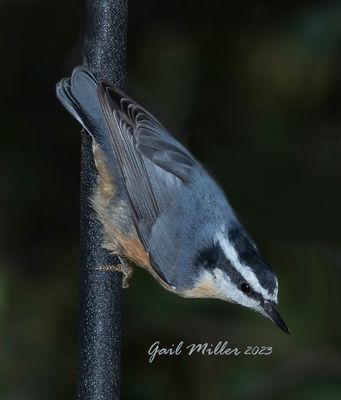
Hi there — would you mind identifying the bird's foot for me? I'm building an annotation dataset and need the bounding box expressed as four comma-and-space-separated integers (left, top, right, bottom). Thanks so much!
96, 255, 133, 288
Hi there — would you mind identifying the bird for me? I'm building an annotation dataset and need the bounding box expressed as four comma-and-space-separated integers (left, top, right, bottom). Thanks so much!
56, 66, 290, 334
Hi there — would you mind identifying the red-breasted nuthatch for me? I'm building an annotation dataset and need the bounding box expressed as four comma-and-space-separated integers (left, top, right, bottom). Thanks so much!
56, 67, 289, 334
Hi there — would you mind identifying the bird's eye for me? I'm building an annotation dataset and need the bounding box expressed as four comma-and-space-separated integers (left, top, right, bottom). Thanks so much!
240, 282, 251, 294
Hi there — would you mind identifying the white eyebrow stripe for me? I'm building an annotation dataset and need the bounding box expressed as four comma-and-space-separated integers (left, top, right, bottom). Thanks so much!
215, 231, 277, 302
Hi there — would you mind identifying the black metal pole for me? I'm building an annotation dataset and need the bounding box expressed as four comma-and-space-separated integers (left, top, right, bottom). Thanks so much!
78, 1, 127, 399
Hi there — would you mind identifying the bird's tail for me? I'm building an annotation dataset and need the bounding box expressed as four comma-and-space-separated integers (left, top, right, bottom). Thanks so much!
56, 66, 113, 158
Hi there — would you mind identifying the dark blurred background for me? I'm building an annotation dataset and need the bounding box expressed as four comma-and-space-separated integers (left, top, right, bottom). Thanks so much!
1, 0, 341, 399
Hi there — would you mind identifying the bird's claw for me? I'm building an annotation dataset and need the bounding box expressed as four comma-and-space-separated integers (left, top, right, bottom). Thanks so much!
96, 255, 133, 288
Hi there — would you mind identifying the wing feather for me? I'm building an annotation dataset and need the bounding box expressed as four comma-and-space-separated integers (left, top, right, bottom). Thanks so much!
97, 83, 197, 255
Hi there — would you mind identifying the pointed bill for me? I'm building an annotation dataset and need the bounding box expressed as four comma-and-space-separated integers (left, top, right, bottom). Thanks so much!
262, 301, 290, 334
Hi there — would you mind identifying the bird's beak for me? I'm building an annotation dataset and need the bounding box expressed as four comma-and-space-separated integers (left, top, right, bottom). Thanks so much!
262, 301, 290, 334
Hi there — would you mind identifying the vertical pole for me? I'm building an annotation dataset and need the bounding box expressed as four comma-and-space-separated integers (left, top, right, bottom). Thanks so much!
78, 1, 127, 399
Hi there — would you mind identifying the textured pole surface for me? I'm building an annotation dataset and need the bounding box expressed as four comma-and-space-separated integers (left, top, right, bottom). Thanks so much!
79, 1, 127, 399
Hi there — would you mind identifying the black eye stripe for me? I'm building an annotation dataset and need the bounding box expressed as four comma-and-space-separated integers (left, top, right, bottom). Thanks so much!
195, 243, 262, 301
194, 243, 221, 267
240, 282, 251, 294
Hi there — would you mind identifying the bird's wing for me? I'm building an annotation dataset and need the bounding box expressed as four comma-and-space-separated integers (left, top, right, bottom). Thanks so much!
97, 82, 198, 280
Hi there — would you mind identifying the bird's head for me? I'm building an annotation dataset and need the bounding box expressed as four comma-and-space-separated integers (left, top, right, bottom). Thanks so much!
185, 222, 289, 334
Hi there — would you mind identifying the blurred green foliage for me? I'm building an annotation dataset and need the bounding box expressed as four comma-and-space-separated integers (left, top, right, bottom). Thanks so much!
0, 0, 341, 399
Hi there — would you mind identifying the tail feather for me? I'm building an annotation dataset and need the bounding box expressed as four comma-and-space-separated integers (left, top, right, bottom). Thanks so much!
56, 66, 110, 153
56, 77, 84, 125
